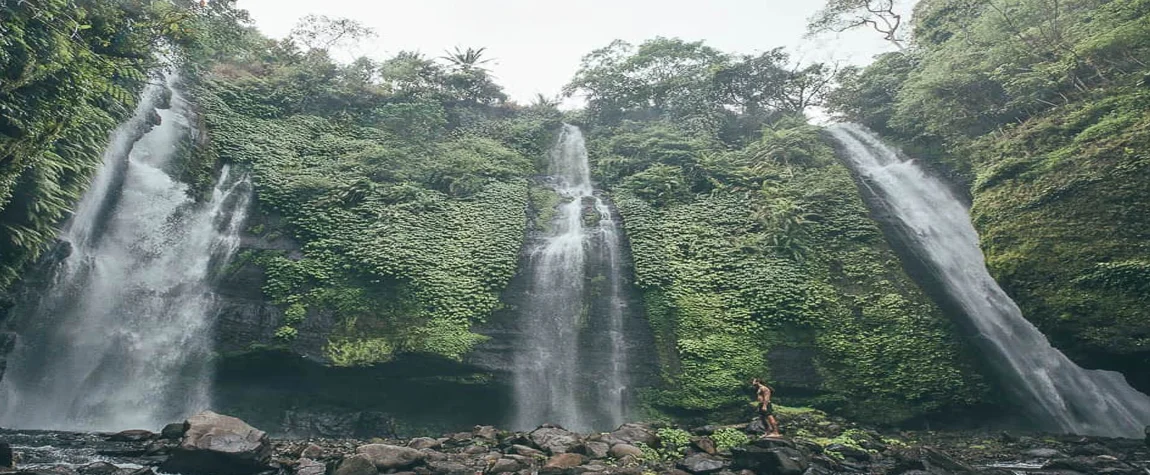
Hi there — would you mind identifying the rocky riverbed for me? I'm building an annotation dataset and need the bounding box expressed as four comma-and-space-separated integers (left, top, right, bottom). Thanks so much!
1, 409, 1147, 475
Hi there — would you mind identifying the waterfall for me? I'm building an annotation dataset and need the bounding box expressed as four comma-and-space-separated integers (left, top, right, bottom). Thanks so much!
0, 74, 251, 431
512, 124, 631, 432
829, 123, 1150, 438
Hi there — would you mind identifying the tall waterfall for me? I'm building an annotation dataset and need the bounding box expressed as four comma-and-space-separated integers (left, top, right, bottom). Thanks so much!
512, 124, 631, 432
0, 75, 251, 431
829, 123, 1150, 438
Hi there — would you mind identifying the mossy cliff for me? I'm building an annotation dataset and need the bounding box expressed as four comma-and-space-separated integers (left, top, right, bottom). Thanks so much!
583, 120, 988, 425
829, 0, 1150, 390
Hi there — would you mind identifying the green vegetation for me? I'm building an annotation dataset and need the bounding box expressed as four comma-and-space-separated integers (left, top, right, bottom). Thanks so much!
568, 38, 987, 424
1, 1, 165, 290
828, 0, 1150, 386
711, 427, 750, 451
195, 19, 560, 363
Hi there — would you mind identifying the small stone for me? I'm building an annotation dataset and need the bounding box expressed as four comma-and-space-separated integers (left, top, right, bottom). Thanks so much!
609, 443, 643, 459
408, 437, 441, 450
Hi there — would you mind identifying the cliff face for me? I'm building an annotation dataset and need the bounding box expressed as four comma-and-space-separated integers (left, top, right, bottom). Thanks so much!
969, 89, 1150, 392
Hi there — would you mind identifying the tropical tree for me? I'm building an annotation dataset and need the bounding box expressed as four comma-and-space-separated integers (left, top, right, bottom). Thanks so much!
289, 14, 376, 52
441, 47, 492, 72
808, 0, 909, 49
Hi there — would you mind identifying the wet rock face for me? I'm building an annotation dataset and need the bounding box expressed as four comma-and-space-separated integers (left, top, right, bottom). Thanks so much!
159, 411, 272, 475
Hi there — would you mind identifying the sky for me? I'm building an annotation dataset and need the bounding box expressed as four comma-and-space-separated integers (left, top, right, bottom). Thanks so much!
237, 0, 903, 105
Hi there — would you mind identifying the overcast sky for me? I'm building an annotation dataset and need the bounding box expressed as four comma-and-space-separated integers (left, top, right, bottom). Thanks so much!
237, 0, 903, 104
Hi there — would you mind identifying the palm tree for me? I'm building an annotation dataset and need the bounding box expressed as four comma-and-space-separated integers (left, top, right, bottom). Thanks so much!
530, 93, 558, 108
441, 46, 492, 71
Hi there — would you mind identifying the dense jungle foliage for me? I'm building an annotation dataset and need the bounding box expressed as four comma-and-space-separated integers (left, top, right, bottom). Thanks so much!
196, 33, 562, 363
828, 0, 1150, 389
563, 38, 988, 423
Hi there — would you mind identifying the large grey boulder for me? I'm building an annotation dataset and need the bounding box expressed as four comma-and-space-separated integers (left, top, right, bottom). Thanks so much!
609, 423, 657, 446
677, 453, 727, 474
732, 446, 809, 475
355, 443, 425, 471
332, 454, 376, 475
529, 425, 582, 454
159, 411, 272, 475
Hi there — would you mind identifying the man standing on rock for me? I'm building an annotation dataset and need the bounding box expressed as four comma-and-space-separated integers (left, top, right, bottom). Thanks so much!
751, 378, 781, 437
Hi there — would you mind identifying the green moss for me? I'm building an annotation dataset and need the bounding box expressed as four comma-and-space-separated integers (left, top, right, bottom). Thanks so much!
970, 88, 1150, 376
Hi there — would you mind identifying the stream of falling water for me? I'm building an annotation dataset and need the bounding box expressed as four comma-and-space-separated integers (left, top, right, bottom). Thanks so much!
0, 74, 251, 431
512, 124, 630, 432
830, 123, 1150, 438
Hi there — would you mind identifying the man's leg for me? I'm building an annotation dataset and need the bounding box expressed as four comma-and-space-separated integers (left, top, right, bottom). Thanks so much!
768, 415, 780, 436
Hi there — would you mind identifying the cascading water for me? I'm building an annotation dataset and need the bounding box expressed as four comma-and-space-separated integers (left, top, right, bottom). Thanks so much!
0, 74, 251, 431
829, 123, 1150, 438
512, 124, 631, 432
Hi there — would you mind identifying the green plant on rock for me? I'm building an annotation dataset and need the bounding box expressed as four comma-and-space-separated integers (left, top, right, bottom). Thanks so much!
711, 427, 750, 451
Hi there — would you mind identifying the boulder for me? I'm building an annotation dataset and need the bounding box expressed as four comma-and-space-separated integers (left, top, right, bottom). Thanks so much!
488, 458, 522, 474
609, 423, 657, 446
14, 466, 78, 475
692, 437, 717, 455
542, 453, 586, 473
529, 426, 582, 454
921, 447, 975, 473
732, 446, 809, 475
579, 441, 611, 459
609, 444, 644, 459
677, 454, 727, 474
76, 462, 121, 475
299, 443, 324, 459
159, 411, 273, 475
295, 458, 326, 475
107, 430, 156, 442
1, 442, 12, 470
355, 444, 425, 471
473, 425, 498, 440
161, 422, 190, 440
825, 443, 869, 462
332, 454, 376, 475
509, 444, 544, 457
426, 460, 472, 475
1022, 448, 1065, 459
408, 437, 441, 450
